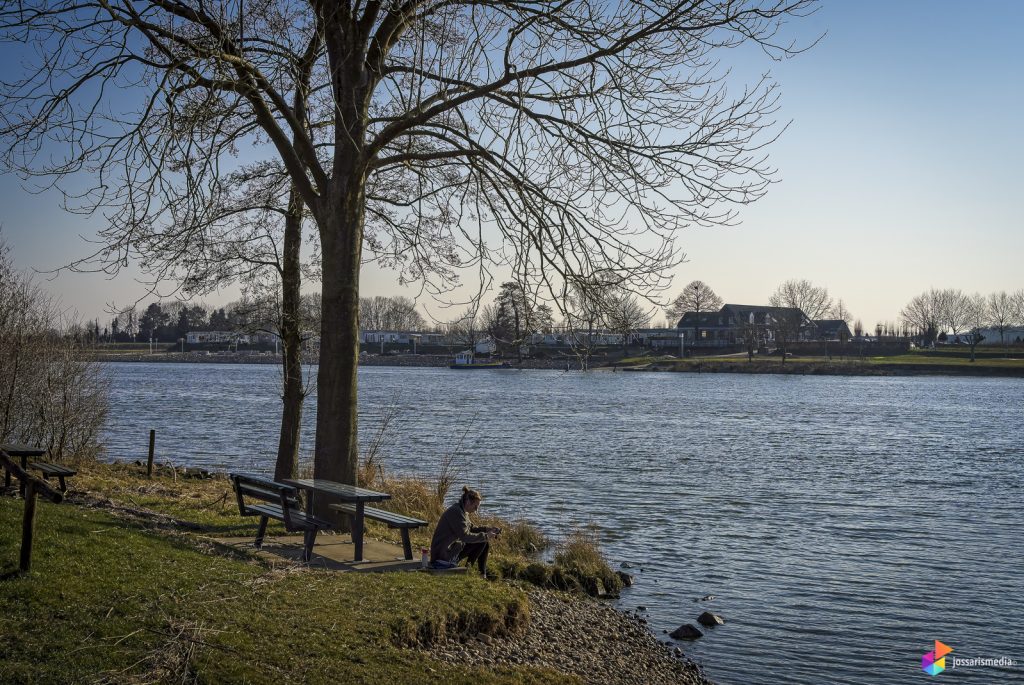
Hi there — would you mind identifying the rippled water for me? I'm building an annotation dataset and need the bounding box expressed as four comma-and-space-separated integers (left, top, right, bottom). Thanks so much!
101, 363, 1024, 684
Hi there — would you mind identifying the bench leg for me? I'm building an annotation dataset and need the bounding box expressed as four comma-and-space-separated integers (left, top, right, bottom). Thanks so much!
400, 528, 413, 560
302, 529, 318, 563
254, 515, 269, 549
353, 502, 365, 562
57, 475, 67, 492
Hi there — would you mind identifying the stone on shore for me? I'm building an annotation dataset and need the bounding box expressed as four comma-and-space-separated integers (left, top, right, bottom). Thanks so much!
616, 571, 635, 586
670, 624, 704, 640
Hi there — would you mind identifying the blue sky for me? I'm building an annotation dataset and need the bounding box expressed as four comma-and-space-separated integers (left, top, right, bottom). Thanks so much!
1, 0, 1022, 328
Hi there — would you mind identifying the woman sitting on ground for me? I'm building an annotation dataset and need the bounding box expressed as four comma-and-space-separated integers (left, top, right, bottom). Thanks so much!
429, 486, 499, 576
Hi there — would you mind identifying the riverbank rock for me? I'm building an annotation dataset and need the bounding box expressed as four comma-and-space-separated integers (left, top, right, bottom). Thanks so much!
670, 624, 704, 640
696, 612, 725, 627
616, 571, 634, 586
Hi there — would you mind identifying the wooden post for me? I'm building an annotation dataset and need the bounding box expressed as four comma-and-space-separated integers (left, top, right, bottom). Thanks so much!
147, 429, 155, 478
20, 479, 37, 572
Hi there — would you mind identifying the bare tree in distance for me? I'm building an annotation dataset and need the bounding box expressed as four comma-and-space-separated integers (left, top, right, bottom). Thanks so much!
359, 296, 425, 331
666, 280, 724, 348
1012, 289, 1024, 327
562, 279, 614, 370
936, 289, 971, 343
735, 314, 763, 362
962, 293, 988, 362
447, 307, 486, 354
831, 299, 853, 325
666, 280, 725, 324
1, 1, 817, 488
767, 309, 803, 365
900, 288, 942, 346
605, 292, 652, 352
986, 291, 1016, 349
769, 279, 832, 322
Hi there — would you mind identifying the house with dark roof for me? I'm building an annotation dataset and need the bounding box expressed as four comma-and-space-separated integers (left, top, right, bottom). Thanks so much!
810, 319, 853, 341
676, 304, 813, 347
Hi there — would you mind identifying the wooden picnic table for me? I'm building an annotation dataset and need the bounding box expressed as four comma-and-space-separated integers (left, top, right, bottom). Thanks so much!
1, 444, 46, 496
282, 479, 390, 562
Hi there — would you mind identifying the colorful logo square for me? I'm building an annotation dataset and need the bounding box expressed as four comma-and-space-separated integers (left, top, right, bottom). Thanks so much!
922, 640, 953, 676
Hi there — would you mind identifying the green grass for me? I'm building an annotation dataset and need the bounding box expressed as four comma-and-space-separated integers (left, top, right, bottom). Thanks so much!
619, 351, 1024, 372
0, 496, 571, 684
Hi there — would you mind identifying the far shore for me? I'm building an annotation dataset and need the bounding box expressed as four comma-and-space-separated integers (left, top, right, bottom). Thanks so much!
92, 350, 1024, 378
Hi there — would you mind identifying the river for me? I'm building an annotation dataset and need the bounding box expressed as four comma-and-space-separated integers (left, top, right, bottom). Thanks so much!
101, 363, 1023, 684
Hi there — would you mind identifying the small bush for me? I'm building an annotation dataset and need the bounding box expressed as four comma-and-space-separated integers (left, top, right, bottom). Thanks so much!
553, 525, 623, 597
494, 518, 550, 557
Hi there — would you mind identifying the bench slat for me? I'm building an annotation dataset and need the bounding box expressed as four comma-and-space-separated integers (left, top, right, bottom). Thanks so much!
329, 503, 426, 528
244, 503, 331, 530
29, 462, 77, 477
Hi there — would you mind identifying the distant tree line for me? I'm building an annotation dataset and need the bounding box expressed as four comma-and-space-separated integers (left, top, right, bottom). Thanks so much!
900, 288, 1024, 360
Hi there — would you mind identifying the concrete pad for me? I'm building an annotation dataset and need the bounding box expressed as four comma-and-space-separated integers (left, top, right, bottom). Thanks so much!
210, 532, 422, 572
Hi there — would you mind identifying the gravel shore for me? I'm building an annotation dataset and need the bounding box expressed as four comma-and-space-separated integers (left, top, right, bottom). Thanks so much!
425, 587, 711, 685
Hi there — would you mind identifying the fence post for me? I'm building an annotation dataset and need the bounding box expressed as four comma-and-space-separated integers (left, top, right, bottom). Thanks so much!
20, 479, 37, 572
147, 429, 156, 478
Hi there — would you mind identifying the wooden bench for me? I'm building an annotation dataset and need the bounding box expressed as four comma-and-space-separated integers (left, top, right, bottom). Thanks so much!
329, 503, 426, 560
29, 462, 77, 493
229, 473, 332, 562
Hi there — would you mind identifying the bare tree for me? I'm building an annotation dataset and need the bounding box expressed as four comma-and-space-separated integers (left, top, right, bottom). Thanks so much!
962, 293, 988, 362
831, 299, 853, 325
1012, 289, 1024, 329
2, 1, 816, 487
900, 289, 942, 346
769, 279, 832, 322
735, 314, 764, 362
665, 280, 724, 346
766, 309, 802, 364
447, 306, 486, 353
562, 280, 613, 369
605, 293, 651, 351
0, 239, 108, 459
359, 296, 425, 331
937, 289, 971, 343
987, 291, 1017, 348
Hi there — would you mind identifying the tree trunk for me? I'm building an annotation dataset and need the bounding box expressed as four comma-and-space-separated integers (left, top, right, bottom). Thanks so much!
274, 189, 305, 482
313, 177, 365, 506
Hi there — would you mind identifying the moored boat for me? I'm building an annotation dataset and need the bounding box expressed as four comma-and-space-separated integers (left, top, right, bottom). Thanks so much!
449, 350, 512, 369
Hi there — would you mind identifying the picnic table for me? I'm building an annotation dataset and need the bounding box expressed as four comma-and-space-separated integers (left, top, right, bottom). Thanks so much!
283, 479, 391, 562
1, 444, 46, 496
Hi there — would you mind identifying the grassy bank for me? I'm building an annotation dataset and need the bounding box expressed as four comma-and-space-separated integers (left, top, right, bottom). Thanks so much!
1, 461, 626, 683
619, 351, 1024, 377
0, 495, 557, 684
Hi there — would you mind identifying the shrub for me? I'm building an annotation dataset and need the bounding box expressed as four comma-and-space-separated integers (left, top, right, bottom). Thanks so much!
553, 525, 623, 597
0, 239, 109, 460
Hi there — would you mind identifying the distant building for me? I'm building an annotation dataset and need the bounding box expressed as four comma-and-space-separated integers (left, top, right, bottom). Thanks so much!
186, 331, 250, 344
811, 319, 853, 341
675, 304, 813, 347
967, 327, 1024, 345
633, 328, 684, 349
